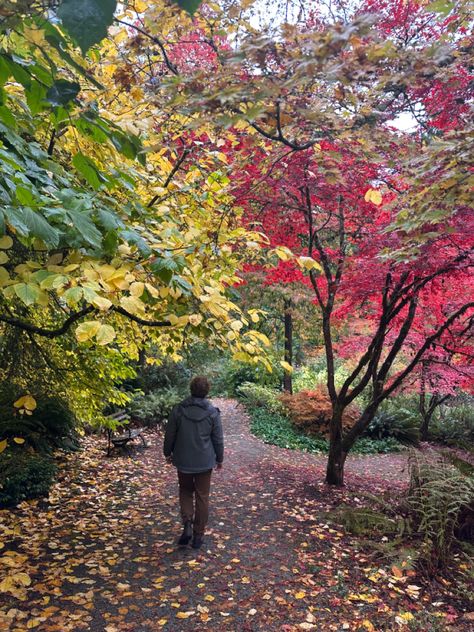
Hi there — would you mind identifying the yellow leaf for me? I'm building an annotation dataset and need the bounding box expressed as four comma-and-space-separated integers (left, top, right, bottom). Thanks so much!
398, 612, 415, 622
280, 361, 293, 373
176, 611, 194, 619
230, 320, 243, 332
273, 246, 293, 261
120, 296, 145, 314
96, 324, 116, 346
188, 314, 203, 326
297, 256, 323, 272
0, 266, 10, 287
204, 594, 215, 602
130, 282, 145, 298
0, 235, 13, 249
23, 25, 45, 45
0, 439, 7, 454
13, 437, 25, 444
92, 296, 113, 311
364, 189, 383, 205
362, 621, 375, 631
76, 320, 101, 343
0, 252, 9, 264
15, 572, 31, 587
133, 0, 148, 12
14, 395, 37, 411
248, 311, 259, 323
294, 591, 306, 599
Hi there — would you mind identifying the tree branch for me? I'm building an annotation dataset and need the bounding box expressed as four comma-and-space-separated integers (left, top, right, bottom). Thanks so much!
0, 306, 96, 338
147, 148, 191, 208
115, 18, 179, 76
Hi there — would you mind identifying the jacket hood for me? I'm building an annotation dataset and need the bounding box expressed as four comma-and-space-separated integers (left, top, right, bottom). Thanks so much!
180, 397, 213, 422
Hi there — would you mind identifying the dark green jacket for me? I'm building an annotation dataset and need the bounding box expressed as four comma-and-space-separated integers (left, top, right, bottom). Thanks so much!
163, 397, 224, 473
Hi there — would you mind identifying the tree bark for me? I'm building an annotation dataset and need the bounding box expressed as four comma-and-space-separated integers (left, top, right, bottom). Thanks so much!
325, 409, 346, 486
283, 302, 293, 393
420, 392, 451, 441
419, 411, 431, 442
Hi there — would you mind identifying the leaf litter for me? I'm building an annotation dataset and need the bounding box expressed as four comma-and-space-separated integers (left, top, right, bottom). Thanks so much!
0, 399, 470, 631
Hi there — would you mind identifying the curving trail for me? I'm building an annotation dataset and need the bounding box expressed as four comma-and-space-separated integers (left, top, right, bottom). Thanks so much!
0, 400, 468, 631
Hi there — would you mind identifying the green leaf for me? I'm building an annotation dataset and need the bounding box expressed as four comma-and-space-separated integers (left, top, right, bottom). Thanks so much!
26, 82, 46, 115
63, 286, 83, 305
14, 283, 40, 306
98, 209, 123, 230
72, 152, 102, 189
7, 207, 60, 247
150, 258, 177, 285
0, 56, 10, 86
0, 106, 16, 129
15, 186, 36, 207
57, 0, 117, 54
110, 131, 144, 163
66, 209, 102, 248
120, 229, 151, 256
173, 0, 202, 15
45, 28, 104, 89
46, 79, 80, 106
103, 229, 118, 255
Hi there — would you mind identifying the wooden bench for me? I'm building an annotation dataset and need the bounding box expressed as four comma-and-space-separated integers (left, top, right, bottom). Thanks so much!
105, 411, 147, 456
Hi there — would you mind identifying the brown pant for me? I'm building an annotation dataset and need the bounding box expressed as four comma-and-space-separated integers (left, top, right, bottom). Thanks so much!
177, 470, 212, 536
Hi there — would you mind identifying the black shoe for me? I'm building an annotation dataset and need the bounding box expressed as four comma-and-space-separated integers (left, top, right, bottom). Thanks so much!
191, 534, 203, 549
178, 521, 193, 546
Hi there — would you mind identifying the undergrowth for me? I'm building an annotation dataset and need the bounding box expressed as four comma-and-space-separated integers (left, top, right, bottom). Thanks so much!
248, 408, 402, 455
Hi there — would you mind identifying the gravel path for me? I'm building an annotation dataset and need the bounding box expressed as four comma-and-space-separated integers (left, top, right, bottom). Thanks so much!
1, 399, 469, 631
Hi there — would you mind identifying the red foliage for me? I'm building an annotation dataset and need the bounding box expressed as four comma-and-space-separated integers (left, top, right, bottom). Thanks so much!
280, 388, 359, 436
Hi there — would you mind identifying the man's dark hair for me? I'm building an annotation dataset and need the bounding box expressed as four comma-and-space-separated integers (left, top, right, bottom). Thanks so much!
190, 376, 210, 398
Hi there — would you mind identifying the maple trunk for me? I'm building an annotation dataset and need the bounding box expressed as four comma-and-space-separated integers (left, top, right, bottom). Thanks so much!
283, 303, 293, 394
419, 392, 450, 441
325, 408, 346, 486
419, 411, 431, 442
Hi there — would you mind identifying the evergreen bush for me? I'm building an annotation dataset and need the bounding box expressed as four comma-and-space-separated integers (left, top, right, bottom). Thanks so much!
0, 452, 56, 507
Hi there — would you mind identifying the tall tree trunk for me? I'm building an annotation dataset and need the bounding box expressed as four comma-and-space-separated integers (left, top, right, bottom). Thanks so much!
420, 393, 451, 441
419, 360, 428, 440
325, 408, 346, 486
138, 348, 149, 394
419, 410, 432, 442
283, 301, 293, 394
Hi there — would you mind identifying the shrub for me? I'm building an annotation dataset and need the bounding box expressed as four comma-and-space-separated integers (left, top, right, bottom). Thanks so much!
431, 402, 474, 449
406, 451, 474, 570
292, 356, 355, 393
127, 358, 192, 394
248, 408, 401, 455
351, 437, 402, 454
0, 395, 78, 454
127, 388, 183, 428
0, 451, 56, 507
279, 387, 359, 437
249, 408, 328, 453
366, 409, 420, 446
333, 506, 404, 537
237, 382, 285, 415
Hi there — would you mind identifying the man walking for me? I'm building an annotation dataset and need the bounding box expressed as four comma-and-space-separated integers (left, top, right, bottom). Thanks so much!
163, 376, 224, 549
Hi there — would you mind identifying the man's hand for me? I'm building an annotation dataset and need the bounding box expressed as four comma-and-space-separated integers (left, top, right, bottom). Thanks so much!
216, 462, 223, 470
165, 455, 173, 465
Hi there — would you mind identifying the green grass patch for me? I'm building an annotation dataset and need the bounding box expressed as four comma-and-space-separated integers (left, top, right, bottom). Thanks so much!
248, 407, 402, 455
